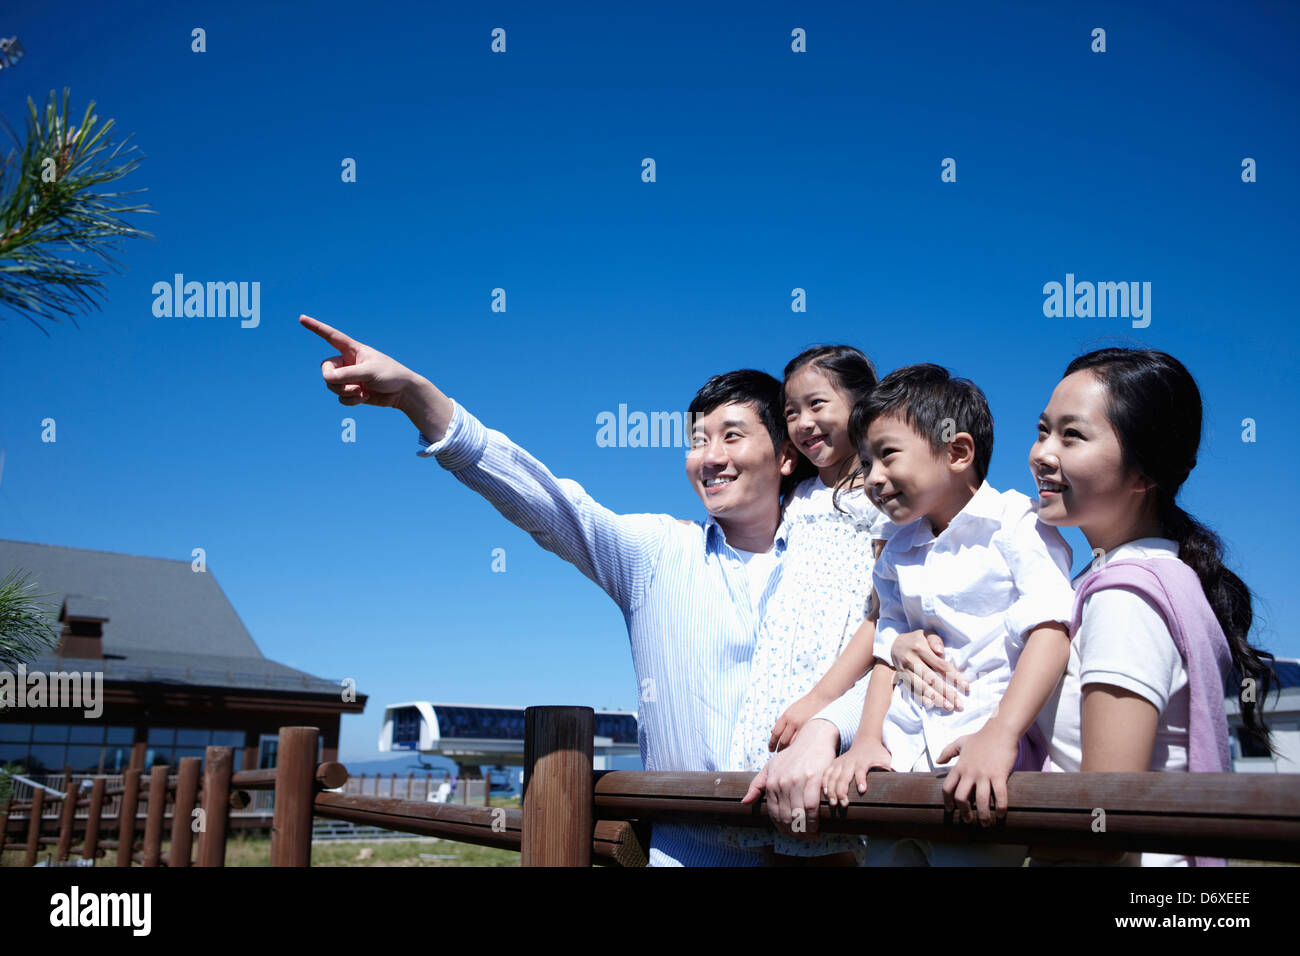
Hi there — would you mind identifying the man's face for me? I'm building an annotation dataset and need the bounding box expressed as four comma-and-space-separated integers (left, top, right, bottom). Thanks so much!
686, 401, 795, 527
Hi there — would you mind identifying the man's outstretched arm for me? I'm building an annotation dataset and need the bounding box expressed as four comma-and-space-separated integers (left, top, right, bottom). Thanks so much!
302, 314, 671, 612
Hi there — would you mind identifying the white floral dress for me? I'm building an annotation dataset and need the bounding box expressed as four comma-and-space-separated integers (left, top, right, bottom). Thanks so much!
725, 475, 893, 858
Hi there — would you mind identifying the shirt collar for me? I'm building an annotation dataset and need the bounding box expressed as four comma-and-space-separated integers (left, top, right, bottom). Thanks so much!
959, 480, 1004, 524
889, 480, 1002, 550
1102, 537, 1179, 563
1071, 537, 1180, 585
704, 513, 789, 556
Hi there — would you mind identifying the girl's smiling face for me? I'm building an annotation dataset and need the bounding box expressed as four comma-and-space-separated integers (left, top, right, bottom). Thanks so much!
1030, 369, 1154, 552
784, 364, 855, 484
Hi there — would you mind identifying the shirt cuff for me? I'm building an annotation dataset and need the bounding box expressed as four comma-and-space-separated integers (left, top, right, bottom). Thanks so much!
873, 625, 900, 668
415, 400, 488, 471
1079, 668, 1168, 712
812, 689, 865, 755
1004, 588, 1075, 643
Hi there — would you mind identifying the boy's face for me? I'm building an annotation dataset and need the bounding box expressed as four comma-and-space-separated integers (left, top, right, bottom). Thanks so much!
686, 401, 796, 527
862, 412, 956, 526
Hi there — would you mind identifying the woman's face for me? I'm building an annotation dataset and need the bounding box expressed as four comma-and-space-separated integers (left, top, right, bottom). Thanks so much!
1029, 369, 1151, 551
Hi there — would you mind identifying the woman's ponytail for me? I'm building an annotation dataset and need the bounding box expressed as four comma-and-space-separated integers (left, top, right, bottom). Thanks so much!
1157, 494, 1274, 747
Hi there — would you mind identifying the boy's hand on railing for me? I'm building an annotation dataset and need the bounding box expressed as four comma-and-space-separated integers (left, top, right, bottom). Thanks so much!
892, 629, 968, 711
822, 739, 892, 807
300, 314, 423, 410
767, 690, 830, 753
741, 719, 839, 840
937, 722, 1020, 827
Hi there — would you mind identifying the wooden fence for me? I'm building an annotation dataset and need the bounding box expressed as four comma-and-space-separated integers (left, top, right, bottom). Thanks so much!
4, 707, 1299, 866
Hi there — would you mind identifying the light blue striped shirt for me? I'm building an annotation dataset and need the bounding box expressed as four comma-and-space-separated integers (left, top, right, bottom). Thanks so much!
417, 400, 790, 866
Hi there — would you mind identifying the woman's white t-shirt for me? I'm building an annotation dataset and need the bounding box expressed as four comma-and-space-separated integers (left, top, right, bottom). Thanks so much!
1035, 537, 1191, 867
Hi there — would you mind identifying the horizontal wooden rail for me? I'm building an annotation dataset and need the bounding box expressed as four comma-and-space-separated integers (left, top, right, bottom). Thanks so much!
311, 792, 646, 866
313, 793, 521, 851
232, 761, 348, 792
591, 770, 1300, 862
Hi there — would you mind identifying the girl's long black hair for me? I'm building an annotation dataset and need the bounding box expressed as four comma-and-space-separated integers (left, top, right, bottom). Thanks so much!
781, 345, 878, 514
1065, 347, 1276, 751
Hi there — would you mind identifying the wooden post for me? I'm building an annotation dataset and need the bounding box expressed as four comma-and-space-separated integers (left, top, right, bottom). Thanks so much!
270, 727, 318, 867
56, 775, 78, 860
196, 747, 233, 867
425, 772, 431, 801
24, 788, 44, 867
0, 795, 10, 858
116, 768, 141, 867
83, 778, 106, 860
391, 772, 397, 800
485, 769, 491, 808
406, 772, 413, 800
522, 706, 593, 867
142, 765, 168, 866
169, 757, 201, 867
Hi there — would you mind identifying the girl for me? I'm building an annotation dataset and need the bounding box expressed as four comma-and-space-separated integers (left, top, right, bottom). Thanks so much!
897, 348, 1275, 866
725, 344, 893, 863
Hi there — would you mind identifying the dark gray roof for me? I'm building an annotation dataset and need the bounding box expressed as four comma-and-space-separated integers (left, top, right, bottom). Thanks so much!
62, 594, 112, 621
0, 538, 345, 695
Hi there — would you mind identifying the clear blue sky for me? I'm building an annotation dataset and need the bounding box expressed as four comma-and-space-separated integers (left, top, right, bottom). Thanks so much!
1, 0, 1296, 764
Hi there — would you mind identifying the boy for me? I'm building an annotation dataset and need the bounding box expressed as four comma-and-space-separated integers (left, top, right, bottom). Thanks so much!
817, 364, 1076, 866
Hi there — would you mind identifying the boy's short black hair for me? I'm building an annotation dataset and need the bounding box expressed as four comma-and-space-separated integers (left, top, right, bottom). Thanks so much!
851, 363, 993, 482
688, 369, 798, 499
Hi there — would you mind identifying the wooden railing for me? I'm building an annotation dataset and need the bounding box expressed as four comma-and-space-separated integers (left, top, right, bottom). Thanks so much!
4, 707, 1299, 866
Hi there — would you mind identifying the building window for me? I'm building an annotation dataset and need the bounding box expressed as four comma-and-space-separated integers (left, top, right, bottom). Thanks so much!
393, 707, 420, 746
258, 735, 278, 770
0, 726, 248, 775
68, 725, 105, 744
66, 745, 107, 772
32, 724, 69, 743
0, 723, 32, 743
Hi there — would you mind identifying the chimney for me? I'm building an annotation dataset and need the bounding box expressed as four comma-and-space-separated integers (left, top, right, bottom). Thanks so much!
58, 594, 110, 660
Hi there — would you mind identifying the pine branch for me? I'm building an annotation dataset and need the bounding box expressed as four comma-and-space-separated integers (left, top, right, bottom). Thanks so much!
0, 87, 155, 336
0, 566, 62, 673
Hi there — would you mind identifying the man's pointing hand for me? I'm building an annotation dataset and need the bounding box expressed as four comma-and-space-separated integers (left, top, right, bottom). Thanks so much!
300, 313, 418, 409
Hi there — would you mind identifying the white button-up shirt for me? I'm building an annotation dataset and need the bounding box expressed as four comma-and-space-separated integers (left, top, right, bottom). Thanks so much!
814, 481, 1076, 770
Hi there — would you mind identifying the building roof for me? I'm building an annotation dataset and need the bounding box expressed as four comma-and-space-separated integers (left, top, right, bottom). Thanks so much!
0, 538, 345, 695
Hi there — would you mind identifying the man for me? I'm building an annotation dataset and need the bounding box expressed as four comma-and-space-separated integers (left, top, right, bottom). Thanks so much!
301, 313, 799, 865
